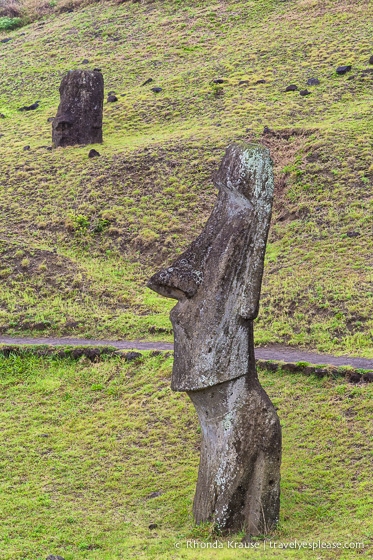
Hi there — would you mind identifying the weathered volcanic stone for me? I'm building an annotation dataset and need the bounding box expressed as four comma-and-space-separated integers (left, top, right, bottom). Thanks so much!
52, 70, 104, 147
88, 148, 100, 158
147, 143, 281, 537
336, 65, 352, 75
307, 77, 320, 86
142, 78, 153, 86
19, 101, 39, 111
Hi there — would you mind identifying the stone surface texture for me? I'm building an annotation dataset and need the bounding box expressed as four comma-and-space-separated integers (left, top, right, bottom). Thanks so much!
189, 375, 281, 535
52, 70, 103, 147
147, 142, 281, 537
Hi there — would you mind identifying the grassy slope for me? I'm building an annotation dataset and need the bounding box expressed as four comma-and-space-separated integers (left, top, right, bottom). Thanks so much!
0, 353, 372, 559
0, 0, 372, 355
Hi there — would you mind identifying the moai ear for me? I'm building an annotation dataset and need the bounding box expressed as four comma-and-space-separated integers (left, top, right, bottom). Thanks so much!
238, 234, 269, 321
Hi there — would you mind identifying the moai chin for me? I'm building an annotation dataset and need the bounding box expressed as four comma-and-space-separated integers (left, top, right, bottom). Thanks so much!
52, 69, 104, 147
147, 142, 281, 537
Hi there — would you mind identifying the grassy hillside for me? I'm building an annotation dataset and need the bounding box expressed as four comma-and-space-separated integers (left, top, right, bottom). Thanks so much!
0, 351, 372, 559
0, 0, 372, 355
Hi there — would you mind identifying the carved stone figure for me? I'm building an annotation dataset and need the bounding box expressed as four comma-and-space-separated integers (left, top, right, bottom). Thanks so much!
147, 142, 281, 537
52, 70, 104, 147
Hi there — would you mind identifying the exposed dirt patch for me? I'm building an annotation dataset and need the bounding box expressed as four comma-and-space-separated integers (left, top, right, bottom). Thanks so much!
258, 128, 316, 226
0, 240, 89, 290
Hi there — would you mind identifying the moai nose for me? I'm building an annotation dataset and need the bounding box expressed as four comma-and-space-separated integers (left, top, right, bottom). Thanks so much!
147, 260, 203, 301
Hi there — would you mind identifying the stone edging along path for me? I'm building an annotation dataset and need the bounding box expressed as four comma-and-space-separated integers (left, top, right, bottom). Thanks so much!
0, 336, 372, 383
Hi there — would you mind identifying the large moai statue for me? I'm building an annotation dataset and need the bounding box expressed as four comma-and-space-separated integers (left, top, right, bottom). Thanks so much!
52, 69, 104, 147
147, 142, 281, 538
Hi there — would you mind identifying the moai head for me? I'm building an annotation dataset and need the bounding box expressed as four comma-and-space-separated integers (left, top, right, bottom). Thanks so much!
52, 69, 104, 147
147, 143, 274, 391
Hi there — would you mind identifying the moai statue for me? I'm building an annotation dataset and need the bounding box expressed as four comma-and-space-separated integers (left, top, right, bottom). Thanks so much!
52, 69, 104, 147
147, 142, 281, 537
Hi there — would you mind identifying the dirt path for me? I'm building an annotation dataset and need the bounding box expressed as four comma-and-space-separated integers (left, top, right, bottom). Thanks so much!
0, 336, 174, 352
0, 336, 372, 370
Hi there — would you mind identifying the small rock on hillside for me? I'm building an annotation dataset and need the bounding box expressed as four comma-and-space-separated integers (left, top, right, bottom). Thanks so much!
88, 148, 100, 158
336, 65, 352, 74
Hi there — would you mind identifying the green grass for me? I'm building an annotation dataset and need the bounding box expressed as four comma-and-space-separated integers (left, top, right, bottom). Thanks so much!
0, 0, 372, 354
0, 352, 372, 559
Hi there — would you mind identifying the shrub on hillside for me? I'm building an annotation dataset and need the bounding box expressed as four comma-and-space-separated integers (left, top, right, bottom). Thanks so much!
0, 15, 22, 28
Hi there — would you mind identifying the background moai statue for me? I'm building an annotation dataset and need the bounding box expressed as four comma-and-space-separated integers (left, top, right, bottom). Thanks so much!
52, 69, 104, 147
147, 142, 281, 538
